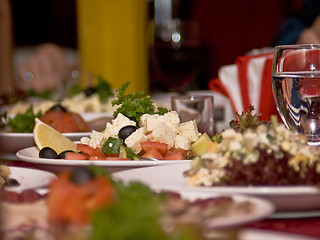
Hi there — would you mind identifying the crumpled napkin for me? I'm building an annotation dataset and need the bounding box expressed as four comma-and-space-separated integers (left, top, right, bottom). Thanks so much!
208, 53, 279, 120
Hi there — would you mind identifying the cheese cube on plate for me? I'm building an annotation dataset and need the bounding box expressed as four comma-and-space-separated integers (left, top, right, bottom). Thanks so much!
125, 127, 148, 154
178, 120, 200, 142
148, 122, 177, 149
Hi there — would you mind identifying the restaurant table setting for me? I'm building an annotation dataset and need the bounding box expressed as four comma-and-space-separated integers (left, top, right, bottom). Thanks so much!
2, 44, 320, 240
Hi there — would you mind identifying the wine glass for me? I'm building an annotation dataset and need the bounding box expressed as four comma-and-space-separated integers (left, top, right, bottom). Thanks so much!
149, 19, 206, 92
272, 44, 320, 144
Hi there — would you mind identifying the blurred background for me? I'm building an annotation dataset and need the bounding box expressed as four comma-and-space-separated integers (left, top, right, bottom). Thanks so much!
2, 0, 318, 96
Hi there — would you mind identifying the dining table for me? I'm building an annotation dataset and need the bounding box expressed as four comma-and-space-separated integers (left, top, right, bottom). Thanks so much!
2, 157, 320, 240
2, 88, 320, 240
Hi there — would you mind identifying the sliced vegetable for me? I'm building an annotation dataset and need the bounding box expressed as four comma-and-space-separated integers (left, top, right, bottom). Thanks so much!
40, 111, 90, 133
119, 146, 140, 160
77, 144, 95, 155
141, 141, 168, 156
141, 148, 164, 160
163, 151, 185, 160
48, 172, 115, 225
65, 152, 89, 160
101, 137, 123, 154
90, 147, 106, 158
57, 150, 74, 159
190, 133, 213, 155
89, 155, 106, 161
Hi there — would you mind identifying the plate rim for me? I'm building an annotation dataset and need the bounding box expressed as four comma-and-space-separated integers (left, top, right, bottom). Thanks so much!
0, 132, 92, 137
16, 146, 191, 167
173, 191, 275, 229
113, 162, 320, 195
5, 166, 57, 193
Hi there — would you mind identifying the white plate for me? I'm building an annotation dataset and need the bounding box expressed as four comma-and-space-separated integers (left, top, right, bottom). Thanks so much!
5, 166, 56, 193
0, 132, 91, 155
239, 229, 318, 240
16, 146, 190, 173
113, 163, 320, 213
167, 191, 274, 229
0, 112, 113, 155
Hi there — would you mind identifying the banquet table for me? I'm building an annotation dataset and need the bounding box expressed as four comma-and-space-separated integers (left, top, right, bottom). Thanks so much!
2, 159, 320, 240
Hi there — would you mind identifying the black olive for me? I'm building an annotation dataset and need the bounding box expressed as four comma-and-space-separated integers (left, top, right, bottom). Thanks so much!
5, 178, 20, 187
85, 87, 96, 97
118, 125, 137, 140
39, 147, 58, 159
49, 104, 67, 112
57, 150, 74, 159
69, 166, 95, 185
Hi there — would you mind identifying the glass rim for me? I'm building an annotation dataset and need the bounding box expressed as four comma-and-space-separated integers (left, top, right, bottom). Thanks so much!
171, 94, 213, 101
274, 44, 320, 50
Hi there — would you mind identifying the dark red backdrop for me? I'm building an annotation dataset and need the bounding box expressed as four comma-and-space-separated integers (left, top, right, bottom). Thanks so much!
190, 0, 305, 79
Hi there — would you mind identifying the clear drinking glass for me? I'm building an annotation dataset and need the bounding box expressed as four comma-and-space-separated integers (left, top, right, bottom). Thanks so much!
171, 95, 214, 136
272, 44, 320, 144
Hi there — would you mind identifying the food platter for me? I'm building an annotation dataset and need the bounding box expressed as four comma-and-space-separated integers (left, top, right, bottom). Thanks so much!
2, 166, 316, 240
16, 146, 190, 173
0, 112, 113, 156
166, 191, 275, 229
5, 166, 56, 193
113, 162, 320, 213
0, 132, 91, 155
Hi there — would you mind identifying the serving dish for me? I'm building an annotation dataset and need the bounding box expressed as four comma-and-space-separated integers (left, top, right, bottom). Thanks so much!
0, 112, 113, 156
5, 166, 56, 193
0, 132, 91, 155
16, 146, 189, 173
113, 163, 320, 213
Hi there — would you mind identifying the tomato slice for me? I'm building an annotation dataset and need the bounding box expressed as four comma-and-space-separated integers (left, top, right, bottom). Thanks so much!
77, 144, 95, 155
141, 148, 164, 160
65, 152, 89, 160
141, 141, 168, 156
90, 147, 106, 158
72, 112, 91, 132
89, 155, 105, 160
163, 151, 185, 160
48, 174, 115, 225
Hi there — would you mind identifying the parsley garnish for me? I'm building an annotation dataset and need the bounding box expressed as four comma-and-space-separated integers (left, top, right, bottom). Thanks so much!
112, 82, 168, 123
229, 105, 265, 132
7, 105, 42, 133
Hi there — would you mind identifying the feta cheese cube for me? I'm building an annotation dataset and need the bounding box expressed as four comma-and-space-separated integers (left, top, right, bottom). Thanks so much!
80, 130, 105, 148
140, 114, 162, 132
149, 122, 176, 149
139, 114, 149, 127
163, 111, 180, 133
80, 136, 91, 145
178, 120, 200, 142
175, 134, 191, 150
105, 113, 136, 137
125, 127, 148, 154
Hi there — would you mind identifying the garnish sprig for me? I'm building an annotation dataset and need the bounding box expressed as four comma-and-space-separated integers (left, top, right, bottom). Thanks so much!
112, 82, 168, 123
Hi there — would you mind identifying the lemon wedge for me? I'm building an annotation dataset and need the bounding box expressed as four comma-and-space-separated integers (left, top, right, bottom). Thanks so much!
33, 118, 77, 154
